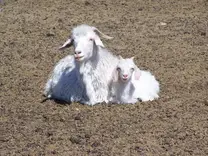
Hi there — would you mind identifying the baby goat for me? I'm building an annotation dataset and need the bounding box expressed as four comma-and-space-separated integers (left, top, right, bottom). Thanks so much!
109, 56, 160, 104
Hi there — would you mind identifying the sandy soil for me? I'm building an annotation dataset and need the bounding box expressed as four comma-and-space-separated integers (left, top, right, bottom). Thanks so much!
0, 0, 208, 155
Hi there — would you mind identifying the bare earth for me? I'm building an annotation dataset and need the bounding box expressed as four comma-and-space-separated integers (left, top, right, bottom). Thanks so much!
0, 0, 208, 155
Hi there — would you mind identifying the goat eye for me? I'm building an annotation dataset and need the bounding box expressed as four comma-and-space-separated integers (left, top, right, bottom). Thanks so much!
131, 68, 134, 71
89, 38, 93, 41
117, 67, 121, 71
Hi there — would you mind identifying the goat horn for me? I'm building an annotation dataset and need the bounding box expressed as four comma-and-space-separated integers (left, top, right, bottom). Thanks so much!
92, 27, 113, 39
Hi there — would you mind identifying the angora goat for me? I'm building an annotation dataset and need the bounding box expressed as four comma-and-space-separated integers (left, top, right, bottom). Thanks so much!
109, 56, 160, 104
44, 24, 119, 105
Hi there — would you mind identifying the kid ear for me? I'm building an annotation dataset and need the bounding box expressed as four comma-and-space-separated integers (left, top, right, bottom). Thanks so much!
134, 68, 141, 80
130, 56, 134, 60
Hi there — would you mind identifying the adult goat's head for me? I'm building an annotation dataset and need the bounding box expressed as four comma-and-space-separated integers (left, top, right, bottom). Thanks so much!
59, 24, 113, 62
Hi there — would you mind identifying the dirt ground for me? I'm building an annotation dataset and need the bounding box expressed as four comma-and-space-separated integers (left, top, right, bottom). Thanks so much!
0, 0, 208, 155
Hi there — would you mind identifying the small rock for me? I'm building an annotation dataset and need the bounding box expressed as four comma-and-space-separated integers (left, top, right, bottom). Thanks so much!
84, 133, 91, 139
74, 116, 81, 120
59, 118, 65, 122
121, 2, 126, 6
74, 113, 81, 120
135, 146, 144, 153
58, 18, 63, 23
42, 115, 48, 120
34, 128, 42, 133
184, 31, 190, 34
160, 22, 167, 26
46, 33, 55, 37
43, 17, 48, 20
46, 132, 53, 137
204, 100, 208, 106
84, 1, 90, 5
200, 32, 206, 36
91, 141, 100, 147
69, 136, 82, 144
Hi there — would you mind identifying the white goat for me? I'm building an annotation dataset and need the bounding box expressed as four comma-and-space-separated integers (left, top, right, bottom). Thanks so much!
109, 56, 160, 104
44, 24, 119, 105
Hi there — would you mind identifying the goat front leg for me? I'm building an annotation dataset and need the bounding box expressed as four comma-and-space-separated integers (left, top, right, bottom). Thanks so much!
82, 78, 98, 105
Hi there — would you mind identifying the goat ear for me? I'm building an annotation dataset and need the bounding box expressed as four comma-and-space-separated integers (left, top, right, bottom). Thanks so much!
94, 36, 105, 48
130, 56, 134, 60
59, 38, 73, 50
134, 68, 141, 80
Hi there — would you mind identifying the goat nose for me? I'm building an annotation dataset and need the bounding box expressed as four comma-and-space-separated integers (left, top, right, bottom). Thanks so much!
123, 74, 128, 78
